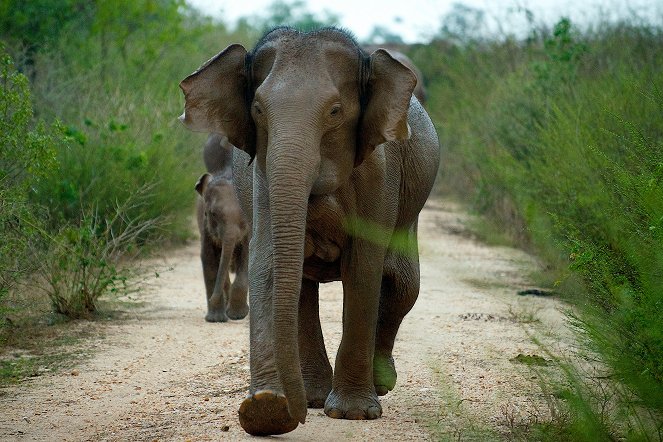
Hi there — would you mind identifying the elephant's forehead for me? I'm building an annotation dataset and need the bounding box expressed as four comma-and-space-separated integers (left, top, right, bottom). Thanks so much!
254, 27, 359, 53
253, 32, 360, 74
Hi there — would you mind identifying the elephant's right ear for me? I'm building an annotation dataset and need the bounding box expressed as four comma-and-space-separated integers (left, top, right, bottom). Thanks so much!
179, 44, 255, 158
195, 173, 212, 196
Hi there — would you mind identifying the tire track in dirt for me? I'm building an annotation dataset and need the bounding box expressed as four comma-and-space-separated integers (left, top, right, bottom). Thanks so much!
0, 200, 572, 441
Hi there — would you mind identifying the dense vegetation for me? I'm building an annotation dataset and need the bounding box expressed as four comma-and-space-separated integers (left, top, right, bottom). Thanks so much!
411, 13, 663, 440
1, 0, 662, 438
1, 1, 248, 320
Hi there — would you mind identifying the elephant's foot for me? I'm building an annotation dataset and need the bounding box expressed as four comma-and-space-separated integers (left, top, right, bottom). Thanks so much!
238, 390, 299, 436
205, 310, 229, 323
373, 354, 397, 396
304, 378, 331, 408
302, 360, 332, 408
324, 388, 382, 420
226, 302, 249, 320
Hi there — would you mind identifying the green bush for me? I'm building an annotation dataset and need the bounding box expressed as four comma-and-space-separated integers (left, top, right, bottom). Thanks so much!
36, 186, 160, 318
414, 17, 663, 439
24, 5, 203, 241
0, 45, 59, 316
0, 45, 159, 321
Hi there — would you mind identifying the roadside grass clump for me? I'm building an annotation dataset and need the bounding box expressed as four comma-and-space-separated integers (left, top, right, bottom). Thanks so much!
487, 22, 663, 437
34, 186, 161, 318
0, 47, 98, 382
0, 347, 83, 387
412, 15, 663, 440
0, 4, 262, 382
0, 45, 157, 325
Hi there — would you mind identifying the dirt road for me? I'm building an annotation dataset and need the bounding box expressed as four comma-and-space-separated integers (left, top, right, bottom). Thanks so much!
0, 200, 571, 441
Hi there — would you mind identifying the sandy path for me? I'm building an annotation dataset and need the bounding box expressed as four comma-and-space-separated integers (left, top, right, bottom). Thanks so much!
0, 200, 571, 441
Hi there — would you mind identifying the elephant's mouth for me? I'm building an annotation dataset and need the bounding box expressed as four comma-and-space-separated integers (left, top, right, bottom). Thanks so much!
302, 194, 346, 283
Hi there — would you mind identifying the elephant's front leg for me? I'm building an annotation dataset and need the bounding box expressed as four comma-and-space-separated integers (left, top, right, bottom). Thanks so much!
299, 279, 333, 407
207, 239, 235, 322
324, 240, 385, 420
200, 240, 228, 323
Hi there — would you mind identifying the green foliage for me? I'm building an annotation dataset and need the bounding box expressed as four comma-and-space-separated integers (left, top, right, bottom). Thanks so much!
0, 47, 58, 195
0, 45, 60, 317
437, 3, 486, 44
36, 188, 160, 318
532, 18, 587, 89
0, 0, 92, 54
415, 17, 663, 438
25, 2, 231, 243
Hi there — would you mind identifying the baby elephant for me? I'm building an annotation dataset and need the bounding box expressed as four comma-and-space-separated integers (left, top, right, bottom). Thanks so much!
195, 172, 249, 322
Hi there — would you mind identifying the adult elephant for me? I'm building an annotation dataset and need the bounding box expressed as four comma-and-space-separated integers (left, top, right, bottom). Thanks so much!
180, 27, 440, 436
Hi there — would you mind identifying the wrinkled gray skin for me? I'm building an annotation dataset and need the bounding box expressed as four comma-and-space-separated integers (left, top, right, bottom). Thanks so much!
180, 27, 440, 436
195, 134, 249, 323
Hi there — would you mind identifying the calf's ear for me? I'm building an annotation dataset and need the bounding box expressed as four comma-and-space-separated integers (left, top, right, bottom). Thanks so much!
195, 173, 212, 196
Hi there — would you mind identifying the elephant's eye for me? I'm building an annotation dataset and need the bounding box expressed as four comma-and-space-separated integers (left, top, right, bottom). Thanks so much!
330, 104, 341, 117
252, 101, 266, 126
253, 102, 263, 116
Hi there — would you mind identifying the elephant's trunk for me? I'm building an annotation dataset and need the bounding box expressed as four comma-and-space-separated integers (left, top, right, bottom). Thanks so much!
215, 235, 234, 294
266, 135, 319, 425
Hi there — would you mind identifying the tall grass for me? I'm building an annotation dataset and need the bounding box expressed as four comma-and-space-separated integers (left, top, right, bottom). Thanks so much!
412, 17, 663, 439
26, 12, 238, 241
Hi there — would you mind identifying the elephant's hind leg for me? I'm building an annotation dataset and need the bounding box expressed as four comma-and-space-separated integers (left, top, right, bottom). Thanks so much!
299, 279, 333, 407
374, 225, 420, 396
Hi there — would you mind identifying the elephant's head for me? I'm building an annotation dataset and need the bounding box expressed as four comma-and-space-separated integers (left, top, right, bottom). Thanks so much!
196, 173, 244, 247
180, 27, 416, 425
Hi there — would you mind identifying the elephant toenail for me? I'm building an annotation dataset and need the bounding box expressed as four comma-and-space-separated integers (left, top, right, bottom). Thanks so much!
367, 405, 382, 419
345, 409, 367, 420
326, 408, 344, 419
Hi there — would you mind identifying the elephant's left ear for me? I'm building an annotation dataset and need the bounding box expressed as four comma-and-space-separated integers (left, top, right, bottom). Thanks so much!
195, 173, 212, 196
357, 49, 416, 167
179, 44, 255, 155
